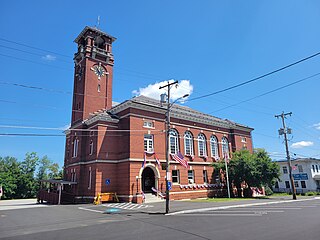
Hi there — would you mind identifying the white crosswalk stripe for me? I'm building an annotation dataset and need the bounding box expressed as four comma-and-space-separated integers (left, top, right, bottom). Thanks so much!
102, 202, 152, 210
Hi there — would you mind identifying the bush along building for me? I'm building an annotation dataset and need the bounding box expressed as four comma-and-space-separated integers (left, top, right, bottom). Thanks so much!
273, 158, 320, 194
63, 26, 254, 203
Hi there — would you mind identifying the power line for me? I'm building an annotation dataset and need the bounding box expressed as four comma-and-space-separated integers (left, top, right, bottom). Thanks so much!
0, 37, 70, 58
188, 51, 320, 102
0, 81, 72, 94
0, 37, 170, 81
0, 133, 65, 137
209, 72, 320, 113
0, 53, 71, 71
0, 44, 72, 64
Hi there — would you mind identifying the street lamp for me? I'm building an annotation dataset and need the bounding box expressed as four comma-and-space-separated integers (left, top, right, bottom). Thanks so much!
160, 83, 189, 214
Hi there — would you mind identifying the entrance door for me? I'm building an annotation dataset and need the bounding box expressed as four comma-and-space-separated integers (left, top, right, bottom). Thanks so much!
142, 167, 155, 193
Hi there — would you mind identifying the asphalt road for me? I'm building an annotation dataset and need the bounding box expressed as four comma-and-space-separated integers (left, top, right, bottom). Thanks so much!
1, 197, 320, 240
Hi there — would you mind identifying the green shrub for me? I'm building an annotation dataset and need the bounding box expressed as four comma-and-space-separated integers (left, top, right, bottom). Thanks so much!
264, 186, 273, 196
306, 192, 315, 196
301, 192, 306, 196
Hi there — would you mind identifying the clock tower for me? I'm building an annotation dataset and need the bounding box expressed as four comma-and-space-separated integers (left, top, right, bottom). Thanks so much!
71, 26, 116, 124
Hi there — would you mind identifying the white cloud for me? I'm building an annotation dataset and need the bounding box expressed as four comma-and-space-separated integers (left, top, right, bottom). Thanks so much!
313, 123, 320, 130
42, 54, 56, 61
291, 141, 314, 149
132, 79, 193, 102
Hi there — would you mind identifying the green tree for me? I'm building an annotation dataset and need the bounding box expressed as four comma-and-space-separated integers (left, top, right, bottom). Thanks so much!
17, 152, 39, 198
0, 156, 21, 199
37, 156, 62, 181
0, 153, 62, 199
213, 149, 280, 192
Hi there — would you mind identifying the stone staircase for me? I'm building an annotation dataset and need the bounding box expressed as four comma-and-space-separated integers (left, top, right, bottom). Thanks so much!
144, 193, 164, 203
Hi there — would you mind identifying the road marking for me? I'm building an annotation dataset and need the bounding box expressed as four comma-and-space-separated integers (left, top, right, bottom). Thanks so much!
243, 207, 302, 210
180, 213, 264, 217
167, 197, 320, 216
78, 207, 104, 213
102, 203, 153, 210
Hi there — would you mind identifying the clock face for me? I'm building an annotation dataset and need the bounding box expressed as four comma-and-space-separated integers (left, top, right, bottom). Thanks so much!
91, 63, 106, 80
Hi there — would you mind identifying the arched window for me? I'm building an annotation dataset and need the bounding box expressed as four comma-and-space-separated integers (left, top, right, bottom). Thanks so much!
73, 138, 79, 158
184, 131, 194, 156
89, 140, 94, 155
210, 135, 219, 158
198, 133, 207, 157
169, 129, 179, 154
221, 137, 230, 159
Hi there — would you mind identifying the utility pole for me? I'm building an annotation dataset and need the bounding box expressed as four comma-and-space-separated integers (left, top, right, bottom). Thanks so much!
159, 80, 178, 214
275, 111, 296, 200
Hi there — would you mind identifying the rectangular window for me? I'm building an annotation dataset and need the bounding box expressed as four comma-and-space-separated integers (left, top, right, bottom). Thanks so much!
88, 167, 92, 189
241, 137, 246, 143
203, 170, 208, 183
285, 181, 290, 188
275, 181, 279, 188
301, 181, 306, 189
73, 139, 79, 158
312, 165, 315, 172
294, 181, 299, 188
172, 170, 180, 184
298, 165, 303, 173
316, 165, 319, 173
144, 134, 154, 153
143, 121, 154, 128
89, 141, 93, 155
283, 166, 288, 174
188, 170, 194, 184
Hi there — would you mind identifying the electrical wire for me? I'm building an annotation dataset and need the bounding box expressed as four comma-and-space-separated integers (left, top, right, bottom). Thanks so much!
209, 72, 320, 114
188, 51, 320, 102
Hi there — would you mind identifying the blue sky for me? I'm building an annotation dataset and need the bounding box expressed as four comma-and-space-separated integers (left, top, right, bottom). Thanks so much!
0, 0, 319, 167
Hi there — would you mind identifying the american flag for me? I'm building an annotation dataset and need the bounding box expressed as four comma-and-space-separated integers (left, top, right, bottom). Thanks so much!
141, 152, 147, 168
154, 153, 161, 167
171, 152, 188, 168
223, 151, 230, 163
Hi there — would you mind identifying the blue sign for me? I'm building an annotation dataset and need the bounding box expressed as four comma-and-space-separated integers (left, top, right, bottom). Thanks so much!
293, 173, 308, 180
167, 181, 172, 190
293, 174, 301, 180
105, 179, 111, 185
301, 173, 308, 180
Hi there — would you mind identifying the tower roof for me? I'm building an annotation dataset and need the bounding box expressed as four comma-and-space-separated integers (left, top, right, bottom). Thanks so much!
74, 26, 117, 43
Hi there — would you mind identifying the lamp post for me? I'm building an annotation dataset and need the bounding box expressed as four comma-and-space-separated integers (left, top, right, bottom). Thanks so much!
160, 81, 189, 214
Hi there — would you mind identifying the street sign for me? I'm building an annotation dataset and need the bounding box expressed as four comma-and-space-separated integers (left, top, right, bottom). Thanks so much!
293, 173, 308, 180
105, 179, 111, 185
167, 181, 172, 190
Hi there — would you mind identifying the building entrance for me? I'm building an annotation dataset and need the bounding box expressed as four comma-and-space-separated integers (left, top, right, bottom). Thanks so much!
142, 167, 155, 193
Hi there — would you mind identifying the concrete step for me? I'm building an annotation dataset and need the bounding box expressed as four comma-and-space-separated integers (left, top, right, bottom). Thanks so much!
144, 193, 164, 203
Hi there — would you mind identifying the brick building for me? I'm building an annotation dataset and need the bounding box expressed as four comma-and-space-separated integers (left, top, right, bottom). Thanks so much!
64, 26, 254, 203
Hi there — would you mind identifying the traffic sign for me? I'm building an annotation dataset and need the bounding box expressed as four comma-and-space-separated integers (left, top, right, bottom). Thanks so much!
105, 179, 111, 185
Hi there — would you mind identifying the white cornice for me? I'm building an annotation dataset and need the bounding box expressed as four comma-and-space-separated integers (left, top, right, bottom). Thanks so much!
64, 158, 213, 168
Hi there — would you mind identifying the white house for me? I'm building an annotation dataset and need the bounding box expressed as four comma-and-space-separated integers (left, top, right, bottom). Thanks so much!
273, 158, 320, 193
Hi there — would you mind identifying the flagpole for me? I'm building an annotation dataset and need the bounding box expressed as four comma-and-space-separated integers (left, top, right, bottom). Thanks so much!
224, 156, 231, 198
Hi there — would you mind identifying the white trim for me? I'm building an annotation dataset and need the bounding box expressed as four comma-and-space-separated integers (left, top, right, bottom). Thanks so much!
65, 158, 213, 168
